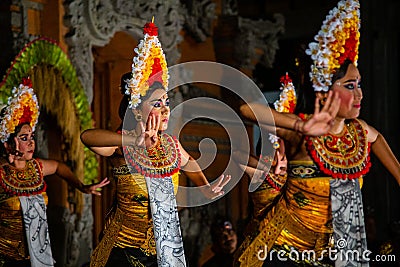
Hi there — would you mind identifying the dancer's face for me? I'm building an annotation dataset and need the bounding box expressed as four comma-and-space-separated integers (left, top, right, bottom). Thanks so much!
141, 88, 170, 131
331, 64, 363, 119
273, 139, 287, 175
216, 222, 238, 254
7, 124, 35, 161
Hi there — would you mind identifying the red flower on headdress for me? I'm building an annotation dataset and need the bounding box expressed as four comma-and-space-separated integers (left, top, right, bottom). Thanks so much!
22, 77, 32, 88
19, 106, 33, 125
280, 73, 292, 85
143, 22, 158, 36
338, 32, 358, 65
275, 73, 296, 113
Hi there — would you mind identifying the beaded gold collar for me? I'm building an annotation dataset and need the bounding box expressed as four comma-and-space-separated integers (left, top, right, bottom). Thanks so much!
0, 158, 46, 196
123, 133, 180, 178
306, 119, 371, 179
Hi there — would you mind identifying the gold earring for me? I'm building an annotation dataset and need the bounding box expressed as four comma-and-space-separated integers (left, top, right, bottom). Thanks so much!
135, 113, 142, 122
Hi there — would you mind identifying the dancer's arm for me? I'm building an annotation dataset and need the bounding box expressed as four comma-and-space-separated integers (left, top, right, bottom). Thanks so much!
80, 116, 156, 156
39, 158, 110, 195
370, 133, 400, 186
178, 141, 231, 199
80, 129, 126, 156
240, 91, 340, 136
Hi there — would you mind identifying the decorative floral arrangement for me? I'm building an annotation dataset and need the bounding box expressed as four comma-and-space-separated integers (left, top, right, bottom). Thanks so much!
274, 73, 297, 113
0, 77, 39, 143
267, 73, 297, 150
306, 0, 360, 92
127, 19, 169, 108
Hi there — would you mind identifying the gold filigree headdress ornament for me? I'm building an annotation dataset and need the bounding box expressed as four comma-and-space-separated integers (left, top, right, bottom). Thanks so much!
125, 18, 169, 109
0, 77, 40, 143
306, 0, 360, 92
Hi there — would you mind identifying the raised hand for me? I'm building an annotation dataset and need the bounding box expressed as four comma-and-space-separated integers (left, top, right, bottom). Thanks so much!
301, 90, 340, 136
135, 114, 161, 148
203, 174, 231, 199
81, 177, 110, 196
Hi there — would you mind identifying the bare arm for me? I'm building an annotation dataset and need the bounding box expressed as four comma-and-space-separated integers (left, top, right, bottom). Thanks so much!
80, 128, 137, 156
178, 141, 211, 187
233, 149, 269, 171
371, 133, 400, 186
39, 158, 110, 195
178, 141, 231, 199
81, 114, 163, 157
358, 120, 400, 185
240, 90, 340, 136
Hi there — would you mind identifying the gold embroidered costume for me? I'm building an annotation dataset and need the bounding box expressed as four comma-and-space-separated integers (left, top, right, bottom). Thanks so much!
0, 158, 46, 260
235, 119, 369, 267
90, 133, 180, 267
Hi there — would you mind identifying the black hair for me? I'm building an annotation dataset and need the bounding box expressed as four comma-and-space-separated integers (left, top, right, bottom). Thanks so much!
331, 59, 353, 84
294, 56, 354, 115
119, 72, 133, 95
290, 43, 316, 115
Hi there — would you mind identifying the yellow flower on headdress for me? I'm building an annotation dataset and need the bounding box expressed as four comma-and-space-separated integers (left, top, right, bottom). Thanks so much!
306, 0, 360, 92
270, 73, 297, 149
126, 19, 169, 109
0, 77, 40, 143
274, 73, 297, 113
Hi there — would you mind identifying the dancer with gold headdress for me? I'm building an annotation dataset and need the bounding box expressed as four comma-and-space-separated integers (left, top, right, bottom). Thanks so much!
238, 0, 400, 266
234, 73, 294, 220
82, 20, 231, 267
0, 77, 109, 266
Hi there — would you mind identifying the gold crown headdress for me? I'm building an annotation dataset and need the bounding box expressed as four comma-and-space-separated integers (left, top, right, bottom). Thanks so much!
306, 0, 360, 92
0, 77, 40, 143
125, 18, 169, 109
269, 73, 297, 149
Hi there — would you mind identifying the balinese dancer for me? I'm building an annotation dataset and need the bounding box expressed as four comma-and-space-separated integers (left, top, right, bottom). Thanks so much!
238, 0, 400, 266
0, 77, 109, 266
82, 20, 231, 267
234, 73, 295, 220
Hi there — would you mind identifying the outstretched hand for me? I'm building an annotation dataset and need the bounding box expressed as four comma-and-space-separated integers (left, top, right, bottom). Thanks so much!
136, 114, 160, 148
81, 177, 110, 196
203, 174, 231, 199
302, 91, 340, 136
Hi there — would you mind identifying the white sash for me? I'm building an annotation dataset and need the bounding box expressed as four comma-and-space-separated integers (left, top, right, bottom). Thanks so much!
331, 179, 369, 267
20, 195, 55, 267
145, 176, 186, 266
